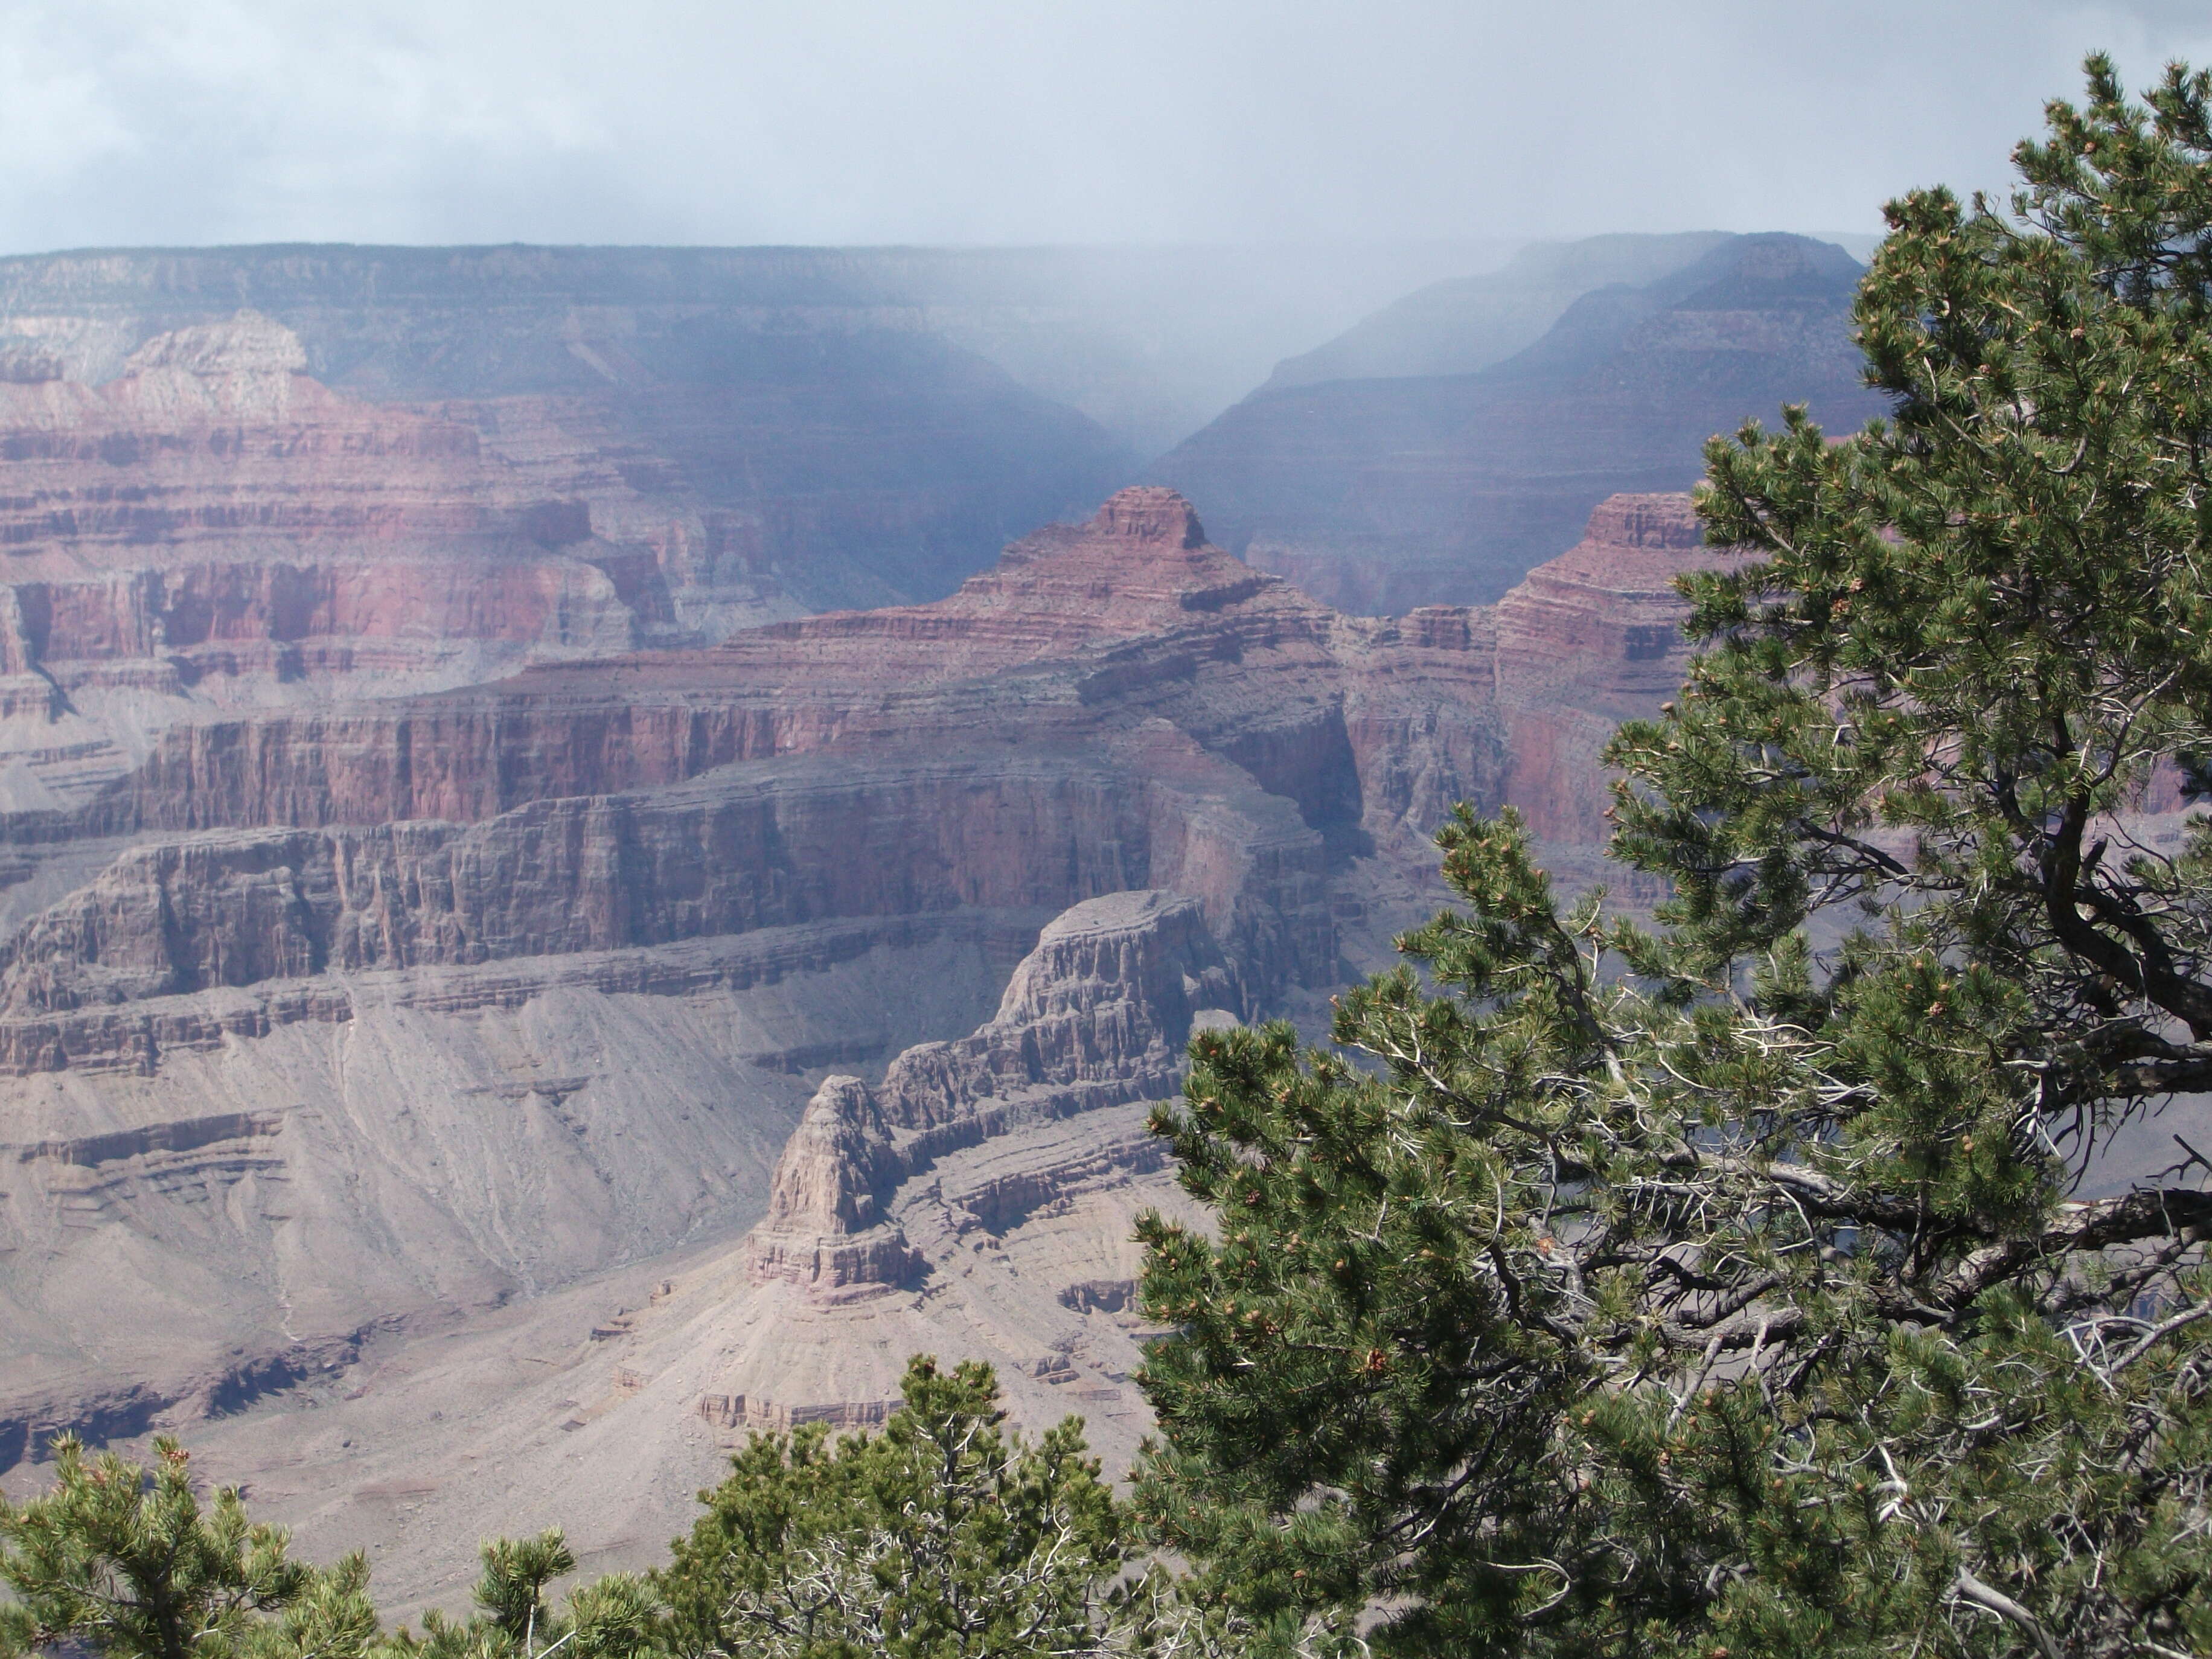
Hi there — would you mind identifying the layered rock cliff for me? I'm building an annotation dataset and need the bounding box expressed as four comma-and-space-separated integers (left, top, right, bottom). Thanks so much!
0, 487, 1721, 1581
85, 892, 1236, 1613
696, 890, 1227, 1432
0, 255, 1132, 611
0, 312, 653, 813
0, 485, 1711, 1079
0, 235, 1825, 1603
1494, 493, 1735, 845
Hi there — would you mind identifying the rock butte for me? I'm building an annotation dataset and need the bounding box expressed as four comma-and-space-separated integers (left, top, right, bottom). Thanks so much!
0, 477, 1724, 1608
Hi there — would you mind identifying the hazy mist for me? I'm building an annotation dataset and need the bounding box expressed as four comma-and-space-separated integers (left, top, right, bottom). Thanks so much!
4, 1, 2212, 255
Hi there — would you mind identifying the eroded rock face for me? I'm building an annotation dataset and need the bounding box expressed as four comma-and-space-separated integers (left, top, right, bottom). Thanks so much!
0, 314, 574, 580
690, 890, 1228, 1434
744, 891, 1235, 1305
0, 313, 663, 813
0, 247, 1146, 610
118, 890, 1219, 1610
1494, 493, 1736, 845
0, 486, 1718, 1510
0, 487, 1715, 1061
0, 241, 1524, 487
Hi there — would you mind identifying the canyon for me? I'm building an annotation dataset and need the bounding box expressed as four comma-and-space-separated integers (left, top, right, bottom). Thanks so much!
0, 241, 1842, 1611
0, 238, 1686, 818
1259, 230, 1737, 391
0, 240, 1512, 607
0, 471, 1731, 1606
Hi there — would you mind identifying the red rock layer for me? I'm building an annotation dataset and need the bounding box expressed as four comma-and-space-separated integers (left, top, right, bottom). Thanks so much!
0, 485, 1725, 1508
0, 487, 1718, 1075
0, 314, 647, 711
1494, 492, 1732, 842
0, 316, 576, 579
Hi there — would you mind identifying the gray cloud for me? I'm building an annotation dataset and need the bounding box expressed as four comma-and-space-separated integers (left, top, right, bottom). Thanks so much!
3, 0, 2210, 255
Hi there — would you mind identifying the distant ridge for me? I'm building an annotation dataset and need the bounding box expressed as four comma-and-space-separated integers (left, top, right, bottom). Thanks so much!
1149, 231, 1884, 612
1262, 231, 1733, 390
0, 240, 1505, 460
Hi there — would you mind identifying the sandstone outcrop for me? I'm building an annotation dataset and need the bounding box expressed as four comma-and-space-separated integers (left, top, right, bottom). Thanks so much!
0, 486, 1714, 1087
1494, 493, 1736, 846
687, 891, 1226, 1441
0, 312, 663, 813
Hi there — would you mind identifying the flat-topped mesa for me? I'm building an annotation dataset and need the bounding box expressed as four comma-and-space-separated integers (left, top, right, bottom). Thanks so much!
730, 488, 1280, 675
110, 310, 311, 421
982, 486, 1241, 593
1494, 491, 1733, 843
1576, 492, 1707, 555
1084, 485, 1209, 550
743, 892, 1235, 1302
1497, 491, 1730, 703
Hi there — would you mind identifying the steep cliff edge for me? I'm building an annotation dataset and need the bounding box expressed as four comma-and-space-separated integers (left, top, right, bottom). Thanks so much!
0, 241, 1500, 468
0, 312, 653, 813
1494, 493, 1735, 846
1262, 231, 1733, 390
700, 891, 1227, 1437
0, 487, 1715, 1067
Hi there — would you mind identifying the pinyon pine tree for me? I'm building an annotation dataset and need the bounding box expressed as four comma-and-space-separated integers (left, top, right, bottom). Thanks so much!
655, 1356, 1131, 1659
0, 1439, 651, 1659
0, 1436, 380, 1659
1133, 54, 2212, 1659
0, 1363, 1142, 1659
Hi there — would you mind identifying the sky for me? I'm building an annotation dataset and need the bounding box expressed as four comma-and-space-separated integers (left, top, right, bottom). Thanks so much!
4, 0, 2212, 256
